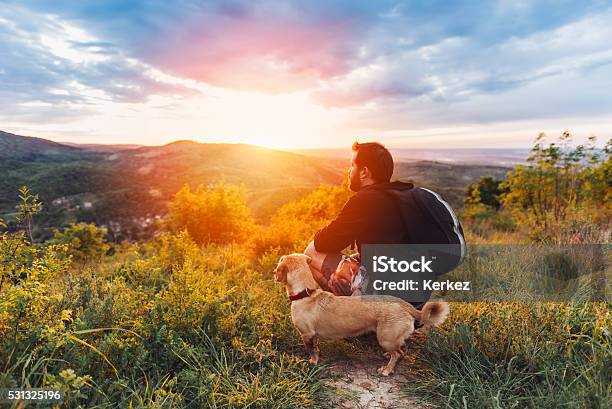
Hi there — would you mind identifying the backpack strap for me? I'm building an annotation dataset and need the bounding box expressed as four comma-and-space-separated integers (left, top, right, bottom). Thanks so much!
418, 188, 467, 261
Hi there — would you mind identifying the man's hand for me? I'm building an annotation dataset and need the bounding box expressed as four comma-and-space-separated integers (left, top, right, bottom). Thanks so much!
328, 275, 352, 296
310, 267, 331, 291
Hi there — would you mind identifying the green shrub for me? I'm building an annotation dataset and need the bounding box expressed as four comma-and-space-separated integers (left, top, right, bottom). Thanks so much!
0, 229, 327, 407
500, 133, 611, 243
49, 222, 110, 263
465, 176, 507, 209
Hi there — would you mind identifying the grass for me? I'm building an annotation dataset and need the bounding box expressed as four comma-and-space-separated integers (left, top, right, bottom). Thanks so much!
1, 170, 610, 408
1, 231, 610, 407
406, 302, 611, 408
0, 233, 333, 408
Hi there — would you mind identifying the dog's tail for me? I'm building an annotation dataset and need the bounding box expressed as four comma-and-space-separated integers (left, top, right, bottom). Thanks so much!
419, 301, 450, 327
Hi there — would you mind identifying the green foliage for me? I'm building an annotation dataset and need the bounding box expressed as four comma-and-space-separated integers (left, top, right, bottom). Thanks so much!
168, 182, 255, 245
49, 222, 111, 263
465, 176, 506, 209
1, 231, 327, 407
0, 186, 55, 290
2, 188, 329, 406
410, 302, 611, 408
0, 224, 71, 375
500, 132, 611, 243
16, 186, 42, 242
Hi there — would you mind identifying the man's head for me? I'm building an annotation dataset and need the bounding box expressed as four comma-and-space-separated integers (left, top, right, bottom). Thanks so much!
349, 141, 394, 192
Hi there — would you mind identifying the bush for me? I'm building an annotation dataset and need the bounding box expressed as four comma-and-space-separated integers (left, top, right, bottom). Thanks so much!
0, 231, 328, 407
465, 176, 507, 209
168, 182, 255, 245
500, 133, 611, 243
49, 222, 110, 263
253, 183, 352, 256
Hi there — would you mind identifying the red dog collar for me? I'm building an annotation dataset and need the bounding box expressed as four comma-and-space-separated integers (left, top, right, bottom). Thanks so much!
289, 288, 315, 302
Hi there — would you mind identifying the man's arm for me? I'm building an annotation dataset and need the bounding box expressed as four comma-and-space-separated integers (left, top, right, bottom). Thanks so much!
304, 240, 351, 294
313, 194, 368, 253
303, 241, 331, 290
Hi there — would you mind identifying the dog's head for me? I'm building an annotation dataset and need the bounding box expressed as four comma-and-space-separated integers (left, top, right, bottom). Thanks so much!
274, 253, 312, 284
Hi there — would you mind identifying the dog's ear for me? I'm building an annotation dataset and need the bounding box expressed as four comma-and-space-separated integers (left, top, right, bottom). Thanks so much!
305, 255, 312, 265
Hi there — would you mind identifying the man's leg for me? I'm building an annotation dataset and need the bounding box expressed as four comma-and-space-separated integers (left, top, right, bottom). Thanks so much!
303, 241, 326, 273
304, 241, 343, 292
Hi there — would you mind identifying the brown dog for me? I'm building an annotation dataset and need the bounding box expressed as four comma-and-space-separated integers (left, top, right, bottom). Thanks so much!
274, 253, 449, 376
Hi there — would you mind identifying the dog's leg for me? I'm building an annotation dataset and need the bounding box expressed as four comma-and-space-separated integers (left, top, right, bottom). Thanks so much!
311, 335, 320, 364
376, 326, 408, 376
377, 350, 402, 376
302, 334, 320, 364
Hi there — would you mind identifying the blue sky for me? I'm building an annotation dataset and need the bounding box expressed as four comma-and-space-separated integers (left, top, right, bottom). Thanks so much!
1, 0, 611, 148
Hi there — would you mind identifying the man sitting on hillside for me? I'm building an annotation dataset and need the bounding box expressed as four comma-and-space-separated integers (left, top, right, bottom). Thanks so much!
304, 141, 416, 299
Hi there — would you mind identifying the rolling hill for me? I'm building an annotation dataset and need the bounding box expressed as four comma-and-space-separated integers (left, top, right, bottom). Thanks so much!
0, 131, 511, 241
0, 131, 345, 240
0, 130, 82, 159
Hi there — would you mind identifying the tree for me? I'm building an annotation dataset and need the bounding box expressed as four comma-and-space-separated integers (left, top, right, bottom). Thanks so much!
167, 182, 255, 244
465, 176, 506, 209
500, 132, 611, 242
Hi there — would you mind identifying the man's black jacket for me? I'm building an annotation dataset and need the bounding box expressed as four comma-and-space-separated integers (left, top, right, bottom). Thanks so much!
313, 181, 414, 254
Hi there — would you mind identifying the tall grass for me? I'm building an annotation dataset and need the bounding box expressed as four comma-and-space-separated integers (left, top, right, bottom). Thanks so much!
0, 232, 330, 408
407, 302, 611, 408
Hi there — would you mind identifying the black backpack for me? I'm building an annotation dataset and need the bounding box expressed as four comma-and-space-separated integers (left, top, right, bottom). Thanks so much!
380, 186, 467, 275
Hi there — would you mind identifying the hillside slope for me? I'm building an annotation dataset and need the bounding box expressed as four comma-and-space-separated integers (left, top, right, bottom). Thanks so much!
0, 130, 82, 159
0, 131, 510, 240
0, 131, 344, 239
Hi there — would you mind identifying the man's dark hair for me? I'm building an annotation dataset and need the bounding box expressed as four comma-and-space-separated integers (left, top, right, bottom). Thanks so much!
352, 141, 393, 182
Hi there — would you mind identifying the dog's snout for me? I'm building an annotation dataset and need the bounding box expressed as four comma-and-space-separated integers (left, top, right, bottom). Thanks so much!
274, 263, 288, 283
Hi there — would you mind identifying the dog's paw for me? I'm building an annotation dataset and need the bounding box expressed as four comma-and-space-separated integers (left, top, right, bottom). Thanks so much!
377, 366, 393, 376
309, 355, 319, 365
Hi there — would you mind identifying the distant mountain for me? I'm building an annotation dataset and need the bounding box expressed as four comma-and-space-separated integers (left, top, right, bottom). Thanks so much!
0, 131, 512, 241
61, 141, 143, 152
0, 131, 345, 240
0, 130, 82, 159
296, 147, 529, 167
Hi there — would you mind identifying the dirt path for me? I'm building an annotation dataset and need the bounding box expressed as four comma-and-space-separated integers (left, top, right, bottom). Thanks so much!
320, 333, 433, 409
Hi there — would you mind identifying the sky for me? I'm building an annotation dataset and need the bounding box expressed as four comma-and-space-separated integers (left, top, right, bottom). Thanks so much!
1, 0, 611, 149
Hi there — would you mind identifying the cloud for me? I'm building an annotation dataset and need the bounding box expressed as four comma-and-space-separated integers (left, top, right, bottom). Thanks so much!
5, 0, 609, 97
0, 3, 198, 122
1, 0, 612, 146
1, 1, 377, 93
311, 5, 612, 118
